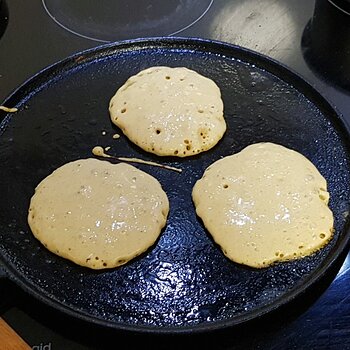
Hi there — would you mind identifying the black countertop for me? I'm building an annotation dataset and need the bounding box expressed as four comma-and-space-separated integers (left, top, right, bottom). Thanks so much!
0, 1, 349, 349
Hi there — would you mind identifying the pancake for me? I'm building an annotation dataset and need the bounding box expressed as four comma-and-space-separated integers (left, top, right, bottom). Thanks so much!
109, 66, 226, 157
28, 158, 169, 269
192, 142, 334, 268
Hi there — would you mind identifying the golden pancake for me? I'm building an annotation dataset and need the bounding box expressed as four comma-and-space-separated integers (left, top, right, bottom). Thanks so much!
192, 143, 334, 268
109, 66, 226, 157
28, 159, 169, 269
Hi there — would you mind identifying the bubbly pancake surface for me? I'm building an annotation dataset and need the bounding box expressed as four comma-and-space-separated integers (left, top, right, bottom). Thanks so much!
192, 143, 334, 268
28, 159, 169, 269
109, 66, 226, 157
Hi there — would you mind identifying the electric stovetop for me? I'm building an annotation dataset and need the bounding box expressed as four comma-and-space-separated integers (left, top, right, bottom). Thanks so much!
0, 1, 349, 349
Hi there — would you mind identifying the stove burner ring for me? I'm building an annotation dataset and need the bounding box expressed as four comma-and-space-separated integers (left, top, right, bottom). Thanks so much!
42, 0, 213, 42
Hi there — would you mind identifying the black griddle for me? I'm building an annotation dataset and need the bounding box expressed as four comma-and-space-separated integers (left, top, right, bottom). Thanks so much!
0, 37, 349, 334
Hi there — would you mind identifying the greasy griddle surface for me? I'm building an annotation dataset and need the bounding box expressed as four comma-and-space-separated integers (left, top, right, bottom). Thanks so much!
0, 38, 349, 333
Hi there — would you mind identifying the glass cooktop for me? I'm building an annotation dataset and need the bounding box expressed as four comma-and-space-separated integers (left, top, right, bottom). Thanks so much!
0, 1, 349, 349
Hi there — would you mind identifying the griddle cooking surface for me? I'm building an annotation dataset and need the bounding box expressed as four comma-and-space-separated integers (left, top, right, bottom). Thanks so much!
0, 38, 349, 333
